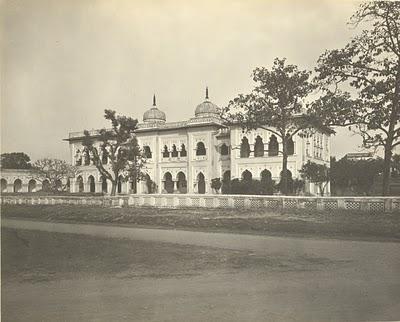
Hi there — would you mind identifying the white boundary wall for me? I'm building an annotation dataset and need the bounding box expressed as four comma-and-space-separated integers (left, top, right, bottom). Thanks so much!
1, 194, 400, 213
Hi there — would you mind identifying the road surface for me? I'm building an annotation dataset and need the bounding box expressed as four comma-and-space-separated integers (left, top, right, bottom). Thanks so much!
2, 218, 400, 322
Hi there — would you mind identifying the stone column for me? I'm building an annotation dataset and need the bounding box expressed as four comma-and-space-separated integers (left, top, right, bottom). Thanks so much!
95, 181, 102, 193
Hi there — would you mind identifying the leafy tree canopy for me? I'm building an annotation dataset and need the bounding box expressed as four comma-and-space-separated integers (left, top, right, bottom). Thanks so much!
312, 1, 400, 195
1, 152, 32, 169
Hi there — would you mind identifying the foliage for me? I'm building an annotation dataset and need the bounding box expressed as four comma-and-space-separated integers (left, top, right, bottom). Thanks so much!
292, 178, 305, 195
312, 1, 400, 195
1, 152, 32, 169
228, 178, 276, 195
82, 109, 143, 196
392, 154, 400, 178
211, 178, 222, 193
330, 156, 384, 196
32, 158, 79, 192
224, 58, 329, 195
299, 161, 330, 196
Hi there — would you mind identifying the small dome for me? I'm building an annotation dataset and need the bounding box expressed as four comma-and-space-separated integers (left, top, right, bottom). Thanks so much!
143, 95, 166, 123
195, 87, 220, 118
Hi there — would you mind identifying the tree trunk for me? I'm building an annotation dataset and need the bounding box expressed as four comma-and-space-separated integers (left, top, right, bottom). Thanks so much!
110, 181, 117, 196
319, 183, 324, 196
281, 137, 288, 195
382, 141, 393, 196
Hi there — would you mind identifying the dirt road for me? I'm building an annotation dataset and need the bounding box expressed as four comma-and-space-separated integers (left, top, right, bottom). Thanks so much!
2, 219, 400, 322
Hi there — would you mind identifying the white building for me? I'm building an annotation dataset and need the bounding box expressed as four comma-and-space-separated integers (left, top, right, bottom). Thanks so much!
65, 89, 331, 195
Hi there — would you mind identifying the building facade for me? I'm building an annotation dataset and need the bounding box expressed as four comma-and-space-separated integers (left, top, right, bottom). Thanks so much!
65, 90, 331, 195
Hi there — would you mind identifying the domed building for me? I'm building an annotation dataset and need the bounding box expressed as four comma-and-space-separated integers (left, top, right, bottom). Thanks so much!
65, 88, 331, 196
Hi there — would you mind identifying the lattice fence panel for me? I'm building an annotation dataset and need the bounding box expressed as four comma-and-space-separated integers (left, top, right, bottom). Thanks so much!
264, 199, 280, 209
191, 198, 200, 207
345, 201, 361, 210
324, 201, 338, 210
284, 200, 297, 209
233, 198, 245, 208
166, 198, 174, 207
218, 198, 230, 208
178, 198, 188, 207
369, 202, 384, 213
205, 198, 214, 208
304, 201, 317, 210
250, 198, 263, 208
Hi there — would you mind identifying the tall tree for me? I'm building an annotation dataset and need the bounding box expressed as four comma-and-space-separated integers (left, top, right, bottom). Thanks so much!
313, 1, 400, 195
33, 158, 79, 192
224, 58, 330, 194
82, 109, 143, 196
1, 152, 32, 169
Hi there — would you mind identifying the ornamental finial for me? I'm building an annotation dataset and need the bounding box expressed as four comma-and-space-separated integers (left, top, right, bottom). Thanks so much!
153, 94, 156, 106
205, 86, 209, 100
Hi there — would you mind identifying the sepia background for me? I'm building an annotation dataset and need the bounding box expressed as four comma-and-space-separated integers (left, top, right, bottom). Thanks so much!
1, 0, 361, 160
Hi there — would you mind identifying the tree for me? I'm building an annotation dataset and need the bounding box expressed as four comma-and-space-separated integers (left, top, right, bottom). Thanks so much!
330, 156, 383, 196
1, 152, 32, 169
82, 109, 143, 196
300, 161, 330, 196
211, 178, 222, 194
313, 1, 400, 195
225, 58, 330, 194
32, 158, 79, 192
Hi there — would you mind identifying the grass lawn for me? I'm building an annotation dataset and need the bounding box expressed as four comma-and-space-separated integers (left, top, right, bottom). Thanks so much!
2, 204, 400, 241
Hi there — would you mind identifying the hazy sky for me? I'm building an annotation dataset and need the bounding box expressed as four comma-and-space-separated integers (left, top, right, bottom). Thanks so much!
1, 0, 366, 161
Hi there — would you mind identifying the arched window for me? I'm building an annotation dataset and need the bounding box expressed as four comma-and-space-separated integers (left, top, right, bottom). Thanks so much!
101, 176, 108, 193
197, 172, 205, 194
240, 137, 250, 158
101, 149, 108, 164
84, 149, 90, 166
117, 175, 125, 194
163, 172, 174, 193
221, 170, 231, 194
176, 172, 187, 194
254, 136, 264, 157
88, 176, 95, 193
260, 169, 272, 181
220, 143, 229, 156
171, 144, 178, 157
268, 135, 279, 156
162, 145, 170, 158
180, 144, 187, 157
28, 179, 37, 192
42, 179, 50, 192
76, 176, 84, 193
75, 149, 82, 166
13, 179, 22, 193
55, 179, 63, 191
287, 136, 294, 155
143, 146, 152, 159
196, 142, 206, 156
1, 179, 8, 193
242, 170, 252, 181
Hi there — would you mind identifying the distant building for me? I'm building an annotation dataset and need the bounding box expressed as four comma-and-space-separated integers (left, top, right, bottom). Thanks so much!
345, 152, 374, 161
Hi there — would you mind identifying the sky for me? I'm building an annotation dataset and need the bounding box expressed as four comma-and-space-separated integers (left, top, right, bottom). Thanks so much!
1, 0, 367, 161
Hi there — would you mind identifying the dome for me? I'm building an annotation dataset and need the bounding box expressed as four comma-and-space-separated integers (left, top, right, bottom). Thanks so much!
143, 95, 166, 123
195, 87, 220, 118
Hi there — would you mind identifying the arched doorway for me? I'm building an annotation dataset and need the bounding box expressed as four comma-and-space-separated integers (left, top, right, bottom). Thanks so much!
1, 179, 7, 193
260, 169, 273, 195
222, 170, 231, 194
28, 179, 37, 192
176, 172, 187, 194
88, 176, 95, 193
197, 172, 205, 194
117, 176, 125, 194
242, 170, 252, 182
76, 176, 84, 193
42, 179, 50, 191
279, 169, 293, 194
14, 179, 22, 193
101, 176, 108, 193
55, 179, 63, 191
163, 172, 174, 194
